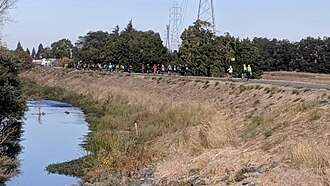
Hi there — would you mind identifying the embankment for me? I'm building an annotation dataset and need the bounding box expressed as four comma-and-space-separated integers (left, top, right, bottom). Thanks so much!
21, 68, 330, 185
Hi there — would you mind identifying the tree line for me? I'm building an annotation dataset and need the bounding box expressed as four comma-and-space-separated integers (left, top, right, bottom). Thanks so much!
17, 21, 330, 78
252, 37, 330, 74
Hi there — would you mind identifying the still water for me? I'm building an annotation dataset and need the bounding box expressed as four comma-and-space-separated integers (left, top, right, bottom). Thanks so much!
8, 100, 89, 186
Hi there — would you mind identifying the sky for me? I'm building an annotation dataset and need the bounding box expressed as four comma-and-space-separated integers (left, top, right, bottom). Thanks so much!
2, 0, 330, 51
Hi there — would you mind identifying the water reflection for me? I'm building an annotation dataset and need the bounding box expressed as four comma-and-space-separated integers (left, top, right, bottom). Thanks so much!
8, 100, 89, 186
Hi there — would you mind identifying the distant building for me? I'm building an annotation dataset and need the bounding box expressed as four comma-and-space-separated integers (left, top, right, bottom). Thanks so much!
33, 58, 58, 67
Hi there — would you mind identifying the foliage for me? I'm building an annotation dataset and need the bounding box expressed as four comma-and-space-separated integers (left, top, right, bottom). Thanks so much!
46, 158, 87, 177
59, 57, 74, 67
13, 50, 34, 70
15, 41, 24, 52
49, 38, 74, 59
31, 47, 36, 59
179, 21, 264, 78
25, 48, 30, 55
36, 43, 44, 59
74, 21, 170, 72
0, 47, 26, 183
0, 156, 19, 183
252, 37, 330, 74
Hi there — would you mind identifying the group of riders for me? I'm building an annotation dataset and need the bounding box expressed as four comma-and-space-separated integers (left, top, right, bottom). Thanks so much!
227, 64, 253, 81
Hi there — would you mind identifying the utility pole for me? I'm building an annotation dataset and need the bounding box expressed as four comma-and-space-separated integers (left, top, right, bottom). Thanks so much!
169, 2, 182, 52
197, 0, 216, 33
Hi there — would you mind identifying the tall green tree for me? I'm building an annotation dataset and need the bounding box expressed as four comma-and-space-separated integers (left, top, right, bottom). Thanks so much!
15, 41, 24, 52
179, 22, 263, 78
0, 47, 26, 183
31, 47, 36, 59
36, 43, 44, 59
26, 48, 30, 55
123, 20, 135, 33
180, 21, 223, 76
50, 38, 74, 59
75, 31, 110, 64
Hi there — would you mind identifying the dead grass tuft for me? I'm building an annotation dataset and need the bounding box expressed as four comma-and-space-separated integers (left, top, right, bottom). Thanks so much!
290, 139, 330, 169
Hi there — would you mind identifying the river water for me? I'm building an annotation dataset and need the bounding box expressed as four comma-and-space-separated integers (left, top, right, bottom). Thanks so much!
8, 100, 89, 186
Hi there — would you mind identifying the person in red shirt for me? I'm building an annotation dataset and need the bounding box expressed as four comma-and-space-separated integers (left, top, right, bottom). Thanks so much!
153, 64, 157, 74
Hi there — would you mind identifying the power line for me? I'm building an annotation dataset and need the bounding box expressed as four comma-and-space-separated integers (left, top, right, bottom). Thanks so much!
180, 0, 188, 30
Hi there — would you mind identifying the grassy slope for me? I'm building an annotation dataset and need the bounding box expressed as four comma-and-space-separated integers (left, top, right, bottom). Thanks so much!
20, 68, 330, 185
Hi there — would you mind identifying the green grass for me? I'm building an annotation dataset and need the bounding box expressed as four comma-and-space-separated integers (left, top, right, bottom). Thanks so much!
253, 100, 261, 107
292, 89, 301, 95
309, 110, 322, 121
234, 165, 256, 182
239, 85, 247, 94
295, 101, 318, 112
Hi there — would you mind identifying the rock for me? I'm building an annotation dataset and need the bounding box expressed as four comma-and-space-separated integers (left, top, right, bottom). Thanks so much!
139, 167, 155, 178
188, 169, 199, 177
209, 175, 230, 185
212, 153, 221, 160
242, 181, 256, 186
126, 180, 143, 186
190, 176, 210, 186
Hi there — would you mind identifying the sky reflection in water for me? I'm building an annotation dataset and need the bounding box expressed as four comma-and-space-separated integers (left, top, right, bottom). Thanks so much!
8, 100, 89, 186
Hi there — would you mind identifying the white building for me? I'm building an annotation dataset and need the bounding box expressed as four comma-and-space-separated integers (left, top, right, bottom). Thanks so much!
33, 58, 58, 67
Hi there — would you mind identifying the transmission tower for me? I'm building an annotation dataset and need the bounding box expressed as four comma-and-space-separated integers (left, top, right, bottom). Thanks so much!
165, 25, 171, 51
197, 0, 216, 32
169, 2, 182, 52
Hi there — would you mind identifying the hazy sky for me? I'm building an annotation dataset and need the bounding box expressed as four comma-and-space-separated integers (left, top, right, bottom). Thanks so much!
2, 0, 330, 50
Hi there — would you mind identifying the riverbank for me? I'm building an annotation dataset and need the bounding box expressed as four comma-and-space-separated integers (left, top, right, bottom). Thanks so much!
20, 67, 330, 185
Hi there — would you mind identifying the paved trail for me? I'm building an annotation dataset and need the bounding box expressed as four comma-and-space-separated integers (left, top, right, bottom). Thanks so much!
139, 73, 330, 90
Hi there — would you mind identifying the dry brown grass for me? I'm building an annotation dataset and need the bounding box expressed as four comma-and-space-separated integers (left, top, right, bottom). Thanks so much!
290, 139, 330, 169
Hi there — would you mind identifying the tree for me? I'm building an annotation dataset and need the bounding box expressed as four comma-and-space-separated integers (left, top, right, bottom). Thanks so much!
123, 19, 135, 33
251, 37, 330, 74
0, 47, 26, 184
75, 31, 110, 64
36, 43, 44, 59
26, 48, 30, 55
31, 47, 36, 59
112, 25, 120, 36
14, 50, 34, 70
50, 38, 74, 59
15, 41, 24, 52
180, 21, 222, 76
179, 21, 263, 78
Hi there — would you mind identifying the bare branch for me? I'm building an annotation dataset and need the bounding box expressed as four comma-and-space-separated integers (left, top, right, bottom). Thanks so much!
0, 0, 17, 24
